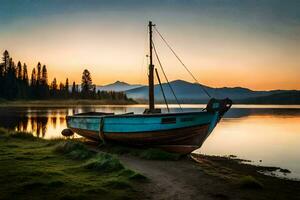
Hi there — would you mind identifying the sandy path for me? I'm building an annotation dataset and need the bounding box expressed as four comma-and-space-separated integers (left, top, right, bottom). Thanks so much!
119, 155, 229, 200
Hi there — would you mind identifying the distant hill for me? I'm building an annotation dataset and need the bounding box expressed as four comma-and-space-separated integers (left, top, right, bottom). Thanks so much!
71, 79, 299, 104
72, 81, 143, 92
96, 81, 143, 92
236, 91, 300, 105
125, 79, 299, 104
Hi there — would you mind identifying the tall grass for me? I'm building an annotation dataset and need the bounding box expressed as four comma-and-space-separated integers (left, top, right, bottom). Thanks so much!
54, 141, 95, 160
9, 131, 36, 140
83, 152, 125, 173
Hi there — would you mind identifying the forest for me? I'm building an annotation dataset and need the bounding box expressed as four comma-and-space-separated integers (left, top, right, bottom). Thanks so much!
0, 50, 129, 101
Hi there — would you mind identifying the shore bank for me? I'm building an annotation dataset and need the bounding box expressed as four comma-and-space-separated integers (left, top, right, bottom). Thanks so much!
95, 144, 300, 200
0, 129, 146, 200
0, 99, 137, 107
0, 129, 299, 200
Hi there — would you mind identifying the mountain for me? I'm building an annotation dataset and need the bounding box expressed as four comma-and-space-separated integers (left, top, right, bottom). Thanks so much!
236, 91, 300, 104
96, 81, 143, 92
125, 79, 299, 103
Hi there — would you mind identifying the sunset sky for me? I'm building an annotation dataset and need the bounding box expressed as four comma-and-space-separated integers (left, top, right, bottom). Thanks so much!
0, 0, 299, 90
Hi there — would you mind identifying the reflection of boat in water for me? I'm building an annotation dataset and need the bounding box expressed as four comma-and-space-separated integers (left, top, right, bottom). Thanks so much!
66, 21, 232, 154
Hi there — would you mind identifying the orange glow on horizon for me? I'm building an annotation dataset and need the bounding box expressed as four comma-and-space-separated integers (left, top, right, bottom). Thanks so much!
1, 12, 299, 90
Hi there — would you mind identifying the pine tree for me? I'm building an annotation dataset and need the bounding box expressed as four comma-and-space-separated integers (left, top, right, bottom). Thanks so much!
9, 58, 16, 75
37, 62, 42, 85
41, 65, 48, 85
40, 65, 49, 99
51, 78, 58, 90
6, 57, 17, 99
65, 78, 69, 98
22, 63, 29, 99
81, 69, 93, 98
59, 82, 64, 92
65, 78, 69, 90
2, 50, 9, 75
31, 68, 37, 86
0, 51, 9, 98
30, 68, 37, 99
17, 61, 22, 79
50, 78, 58, 98
23, 63, 29, 85
71, 81, 76, 98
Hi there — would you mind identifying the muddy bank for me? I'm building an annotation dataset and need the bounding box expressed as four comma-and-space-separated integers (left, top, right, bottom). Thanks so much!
94, 143, 300, 200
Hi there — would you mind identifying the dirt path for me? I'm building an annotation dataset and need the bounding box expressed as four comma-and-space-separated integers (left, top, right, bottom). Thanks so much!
88, 143, 300, 200
119, 155, 231, 200
119, 154, 300, 200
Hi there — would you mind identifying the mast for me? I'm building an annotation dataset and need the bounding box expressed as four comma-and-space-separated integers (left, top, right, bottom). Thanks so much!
148, 21, 155, 112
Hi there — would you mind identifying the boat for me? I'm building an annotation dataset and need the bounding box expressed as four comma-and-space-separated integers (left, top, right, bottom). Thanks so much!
65, 21, 232, 154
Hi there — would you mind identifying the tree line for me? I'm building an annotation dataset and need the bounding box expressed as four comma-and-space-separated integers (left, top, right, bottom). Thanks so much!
0, 50, 129, 101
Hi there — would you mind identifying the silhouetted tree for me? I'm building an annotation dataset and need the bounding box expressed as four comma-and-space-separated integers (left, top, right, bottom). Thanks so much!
22, 63, 28, 84
39, 65, 49, 99
17, 61, 22, 79
41, 65, 48, 85
30, 68, 37, 98
65, 78, 69, 98
81, 69, 93, 98
71, 81, 76, 98
0, 50, 131, 101
51, 78, 58, 90
50, 78, 58, 98
37, 62, 42, 85
5, 57, 17, 99
2, 50, 9, 74
31, 68, 37, 86
59, 82, 64, 95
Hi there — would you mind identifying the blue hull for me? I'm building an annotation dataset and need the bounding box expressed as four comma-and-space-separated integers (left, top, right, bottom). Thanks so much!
67, 111, 220, 153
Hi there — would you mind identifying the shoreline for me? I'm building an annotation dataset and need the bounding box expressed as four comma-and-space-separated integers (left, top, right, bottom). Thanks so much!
1, 100, 300, 108
1, 129, 300, 199
0, 99, 137, 107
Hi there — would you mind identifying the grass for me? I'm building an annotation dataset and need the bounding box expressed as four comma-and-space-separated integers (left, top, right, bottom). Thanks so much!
101, 144, 183, 161
238, 175, 263, 189
54, 140, 95, 160
0, 129, 146, 200
9, 131, 37, 140
84, 153, 125, 172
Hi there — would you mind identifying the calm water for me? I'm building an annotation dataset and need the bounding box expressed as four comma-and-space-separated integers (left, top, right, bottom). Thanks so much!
1, 104, 300, 179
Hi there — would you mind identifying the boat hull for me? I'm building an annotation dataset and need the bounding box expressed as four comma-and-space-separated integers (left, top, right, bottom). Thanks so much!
67, 111, 219, 154
71, 123, 210, 154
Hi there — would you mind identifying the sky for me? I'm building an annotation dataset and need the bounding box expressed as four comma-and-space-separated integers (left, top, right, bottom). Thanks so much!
0, 0, 299, 90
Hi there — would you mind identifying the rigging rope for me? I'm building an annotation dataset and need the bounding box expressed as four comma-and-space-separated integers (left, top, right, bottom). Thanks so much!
153, 26, 212, 98
155, 68, 170, 112
152, 41, 183, 111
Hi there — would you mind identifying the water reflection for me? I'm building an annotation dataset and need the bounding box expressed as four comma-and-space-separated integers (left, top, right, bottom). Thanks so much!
1, 105, 300, 139
199, 110, 300, 179
0, 105, 300, 179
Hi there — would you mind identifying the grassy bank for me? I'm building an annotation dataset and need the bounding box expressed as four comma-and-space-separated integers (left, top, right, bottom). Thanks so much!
0, 128, 146, 200
0, 99, 137, 107
1, 128, 300, 200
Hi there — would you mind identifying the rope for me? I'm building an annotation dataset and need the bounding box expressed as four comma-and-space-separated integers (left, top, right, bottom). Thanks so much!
154, 26, 212, 98
152, 41, 183, 111
155, 68, 170, 112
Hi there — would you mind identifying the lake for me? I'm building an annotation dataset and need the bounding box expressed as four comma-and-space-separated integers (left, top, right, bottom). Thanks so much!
1, 104, 300, 179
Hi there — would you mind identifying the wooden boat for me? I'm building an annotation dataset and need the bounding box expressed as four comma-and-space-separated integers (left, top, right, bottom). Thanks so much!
65, 21, 232, 154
